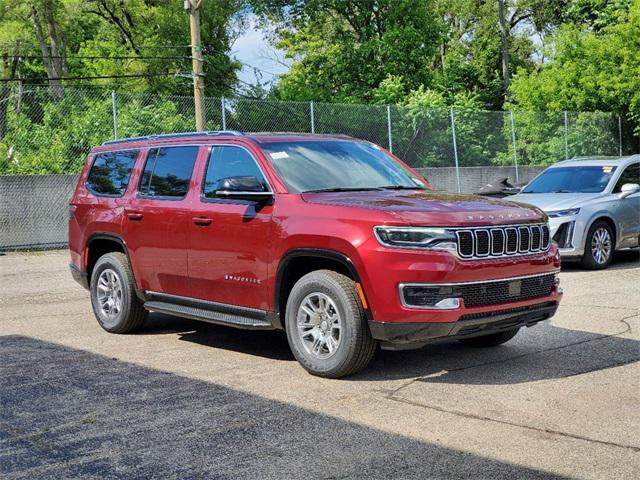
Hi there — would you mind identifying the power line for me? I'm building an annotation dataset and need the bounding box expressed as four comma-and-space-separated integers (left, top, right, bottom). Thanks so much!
0, 73, 179, 82
13, 54, 190, 60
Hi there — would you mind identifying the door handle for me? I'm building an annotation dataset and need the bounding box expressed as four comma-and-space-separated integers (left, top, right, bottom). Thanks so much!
126, 212, 143, 221
192, 216, 212, 226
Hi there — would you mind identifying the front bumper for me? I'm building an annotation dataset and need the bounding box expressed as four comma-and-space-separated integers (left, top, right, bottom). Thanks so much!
370, 300, 559, 350
548, 216, 585, 258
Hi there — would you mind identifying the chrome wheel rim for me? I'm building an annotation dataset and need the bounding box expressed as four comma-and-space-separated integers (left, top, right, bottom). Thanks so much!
96, 269, 123, 325
297, 292, 342, 359
591, 227, 612, 264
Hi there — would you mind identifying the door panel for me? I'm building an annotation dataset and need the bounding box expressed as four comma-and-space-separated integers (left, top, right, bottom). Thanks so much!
123, 146, 199, 296
188, 146, 273, 310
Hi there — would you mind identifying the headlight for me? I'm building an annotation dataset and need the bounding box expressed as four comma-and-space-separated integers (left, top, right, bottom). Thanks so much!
547, 208, 580, 218
374, 226, 457, 250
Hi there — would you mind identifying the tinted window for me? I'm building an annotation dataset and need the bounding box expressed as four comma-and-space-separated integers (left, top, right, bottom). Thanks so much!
261, 141, 424, 193
139, 146, 198, 198
86, 150, 137, 196
613, 163, 640, 192
203, 146, 268, 198
522, 166, 617, 194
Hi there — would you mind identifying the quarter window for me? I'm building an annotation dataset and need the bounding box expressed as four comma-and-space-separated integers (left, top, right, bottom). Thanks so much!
139, 146, 199, 198
203, 146, 268, 198
86, 150, 138, 196
613, 163, 640, 192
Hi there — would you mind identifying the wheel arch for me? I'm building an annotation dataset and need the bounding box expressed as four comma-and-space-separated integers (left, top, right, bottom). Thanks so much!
274, 248, 371, 329
586, 214, 618, 249
85, 233, 145, 300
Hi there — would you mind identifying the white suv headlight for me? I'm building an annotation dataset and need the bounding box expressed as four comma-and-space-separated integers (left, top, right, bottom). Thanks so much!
374, 226, 457, 251
547, 208, 580, 218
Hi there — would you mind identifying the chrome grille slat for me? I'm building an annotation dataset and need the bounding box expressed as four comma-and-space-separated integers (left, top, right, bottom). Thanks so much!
455, 224, 550, 260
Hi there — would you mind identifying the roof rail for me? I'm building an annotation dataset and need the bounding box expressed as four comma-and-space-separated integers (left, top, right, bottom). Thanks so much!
102, 130, 244, 146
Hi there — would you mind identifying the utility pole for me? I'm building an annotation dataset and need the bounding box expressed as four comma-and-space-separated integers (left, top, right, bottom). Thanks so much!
497, 0, 510, 101
185, 0, 205, 131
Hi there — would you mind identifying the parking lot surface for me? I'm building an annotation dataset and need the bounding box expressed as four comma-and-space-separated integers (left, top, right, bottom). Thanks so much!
1, 250, 639, 479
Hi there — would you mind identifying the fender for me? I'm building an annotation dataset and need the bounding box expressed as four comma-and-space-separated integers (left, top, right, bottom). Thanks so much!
85, 232, 147, 301
274, 248, 371, 323
583, 212, 619, 249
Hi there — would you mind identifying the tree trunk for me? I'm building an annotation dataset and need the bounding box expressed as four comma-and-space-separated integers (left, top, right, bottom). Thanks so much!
498, 0, 510, 101
30, 3, 63, 99
0, 48, 20, 141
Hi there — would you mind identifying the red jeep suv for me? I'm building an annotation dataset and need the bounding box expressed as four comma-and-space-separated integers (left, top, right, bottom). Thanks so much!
69, 131, 562, 378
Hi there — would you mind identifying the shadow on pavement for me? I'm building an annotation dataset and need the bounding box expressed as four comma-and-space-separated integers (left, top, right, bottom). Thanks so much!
1, 335, 568, 479
140, 310, 638, 386
356, 323, 639, 383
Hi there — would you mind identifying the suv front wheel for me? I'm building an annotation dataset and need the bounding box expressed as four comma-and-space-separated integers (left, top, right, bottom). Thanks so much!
90, 252, 147, 333
285, 270, 377, 378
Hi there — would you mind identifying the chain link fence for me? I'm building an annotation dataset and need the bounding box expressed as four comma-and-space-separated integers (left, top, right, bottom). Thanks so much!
0, 86, 636, 249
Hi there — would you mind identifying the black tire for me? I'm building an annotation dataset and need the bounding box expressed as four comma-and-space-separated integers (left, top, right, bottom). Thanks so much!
459, 328, 520, 347
90, 252, 147, 333
580, 220, 614, 270
285, 270, 377, 378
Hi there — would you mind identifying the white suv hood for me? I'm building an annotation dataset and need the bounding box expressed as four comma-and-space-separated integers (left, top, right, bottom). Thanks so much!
509, 192, 604, 212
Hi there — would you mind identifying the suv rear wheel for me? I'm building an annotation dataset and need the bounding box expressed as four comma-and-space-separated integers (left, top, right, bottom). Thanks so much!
285, 270, 377, 378
90, 252, 147, 333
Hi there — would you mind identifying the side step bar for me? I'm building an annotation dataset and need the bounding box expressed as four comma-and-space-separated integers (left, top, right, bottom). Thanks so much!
143, 294, 275, 330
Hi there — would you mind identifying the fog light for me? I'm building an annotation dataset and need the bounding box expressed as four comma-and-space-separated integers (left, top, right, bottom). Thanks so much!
400, 285, 461, 309
434, 298, 460, 309
554, 273, 563, 294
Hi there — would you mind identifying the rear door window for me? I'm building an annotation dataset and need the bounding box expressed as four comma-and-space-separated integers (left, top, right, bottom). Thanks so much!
138, 146, 199, 199
86, 150, 138, 196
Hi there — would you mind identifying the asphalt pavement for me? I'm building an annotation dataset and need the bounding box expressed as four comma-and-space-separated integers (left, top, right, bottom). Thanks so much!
1, 250, 638, 479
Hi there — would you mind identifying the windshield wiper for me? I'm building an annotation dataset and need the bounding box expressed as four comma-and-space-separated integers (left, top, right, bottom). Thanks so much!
379, 185, 423, 190
303, 187, 385, 193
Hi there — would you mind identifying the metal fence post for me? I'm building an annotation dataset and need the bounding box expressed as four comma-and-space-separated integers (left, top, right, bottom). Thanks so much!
510, 111, 519, 183
111, 91, 118, 140
387, 105, 393, 153
221, 97, 227, 130
310, 101, 315, 134
564, 111, 569, 160
618, 115, 623, 156
450, 107, 462, 193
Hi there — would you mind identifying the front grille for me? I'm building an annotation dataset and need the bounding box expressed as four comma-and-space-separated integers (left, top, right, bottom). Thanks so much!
400, 273, 557, 308
456, 224, 550, 259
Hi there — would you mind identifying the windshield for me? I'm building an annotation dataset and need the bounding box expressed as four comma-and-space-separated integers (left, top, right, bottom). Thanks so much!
522, 166, 617, 194
260, 140, 426, 193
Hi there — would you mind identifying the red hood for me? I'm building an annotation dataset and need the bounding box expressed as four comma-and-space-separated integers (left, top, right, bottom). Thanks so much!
301, 190, 545, 227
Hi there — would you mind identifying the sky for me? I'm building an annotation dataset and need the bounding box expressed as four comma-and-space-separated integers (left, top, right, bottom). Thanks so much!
231, 16, 291, 89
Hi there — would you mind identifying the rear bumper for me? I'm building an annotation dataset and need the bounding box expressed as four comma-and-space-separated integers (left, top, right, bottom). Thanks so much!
69, 263, 89, 290
369, 301, 559, 350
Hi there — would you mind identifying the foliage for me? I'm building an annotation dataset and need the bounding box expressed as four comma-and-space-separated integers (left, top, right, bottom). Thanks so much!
0, 0, 243, 95
509, 1, 640, 138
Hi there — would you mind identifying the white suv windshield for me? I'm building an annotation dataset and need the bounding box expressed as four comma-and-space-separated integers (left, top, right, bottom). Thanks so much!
523, 166, 617, 194
260, 140, 425, 193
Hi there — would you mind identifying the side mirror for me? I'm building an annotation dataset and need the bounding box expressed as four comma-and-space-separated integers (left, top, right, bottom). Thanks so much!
215, 176, 273, 203
619, 183, 640, 199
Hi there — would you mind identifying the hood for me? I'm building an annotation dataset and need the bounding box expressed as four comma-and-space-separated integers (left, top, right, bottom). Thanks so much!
509, 192, 603, 212
301, 190, 545, 227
